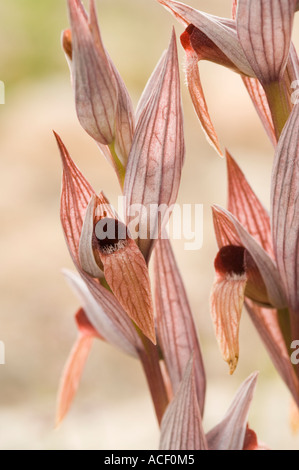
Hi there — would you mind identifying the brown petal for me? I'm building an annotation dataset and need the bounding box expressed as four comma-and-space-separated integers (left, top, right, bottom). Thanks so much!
237, 0, 297, 84
159, 357, 208, 450
154, 237, 206, 413
124, 29, 184, 262
207, 372, 258, 450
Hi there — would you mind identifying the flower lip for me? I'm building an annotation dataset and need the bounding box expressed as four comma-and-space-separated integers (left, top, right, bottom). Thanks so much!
214, 245, 246, 276
94, 217, 129, 254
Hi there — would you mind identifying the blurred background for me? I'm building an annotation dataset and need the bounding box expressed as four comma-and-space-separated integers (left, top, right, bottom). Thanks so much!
0, 0, 298, 450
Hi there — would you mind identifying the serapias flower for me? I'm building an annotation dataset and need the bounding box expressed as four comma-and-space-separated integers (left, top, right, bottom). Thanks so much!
210, 151, 299, 408
158, 0, 299, 149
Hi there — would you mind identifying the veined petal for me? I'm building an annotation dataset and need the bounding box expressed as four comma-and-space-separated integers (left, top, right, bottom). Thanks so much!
63, 269, 137, 357
124, 29, 185, 262
207, 372, 258, 450
237, 0, 297, 84
82, 194, 156, 344
158, 0, 255, 76
56, 308, 98, 427
211, 252, 247, 374
271, 102, 299, 317
55, 132, 94, 266
154, 237, 206, 413
135, 51, 166, 125
159, 357, 208, 450
67, 0, 117, 144
226, 151, 273, 257
242, 76, 277, 146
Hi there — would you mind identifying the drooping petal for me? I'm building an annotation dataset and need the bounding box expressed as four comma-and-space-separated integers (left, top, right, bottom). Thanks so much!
211, 246, 248, 374
245, 300, 299, 408
56, 308, 98, 426
124, 29, 185, 262
226, 151, 273, 257
81, 194, 156, 344
213, 206, 287, 309
63, 269, 138, 357
154, 237, 206, 412
158, 0, 255, 76
67, 0, 117, 145
271, 102, 299, 318
207, 372, 258, 450
55, 132, 94, 266
180, 28, 222, 156
237, 0, 297, 84
159, 357, 208, 450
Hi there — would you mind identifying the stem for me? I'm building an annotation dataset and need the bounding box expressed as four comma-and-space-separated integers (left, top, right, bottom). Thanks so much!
109, 141, 126, 190
137, 330, 169, 426
264, 80, 292, 140
278, 308, 292, 358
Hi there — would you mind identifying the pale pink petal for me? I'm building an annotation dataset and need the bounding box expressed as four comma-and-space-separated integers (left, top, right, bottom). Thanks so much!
237, 0, 297, 84
207, 372, 258, 450
159, 358, 208, 450
124, 29, 184, 262
63, 269, 138, 357
135, 51, 166, 124
67, 0, 117, 144
271, 103, 299, 317
154, 237, 206, 413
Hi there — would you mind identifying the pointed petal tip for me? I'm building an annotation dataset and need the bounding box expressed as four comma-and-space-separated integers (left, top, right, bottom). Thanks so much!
229, 355, 239, 375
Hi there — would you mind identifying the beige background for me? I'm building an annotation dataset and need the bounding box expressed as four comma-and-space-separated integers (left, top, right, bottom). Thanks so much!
0, 0, 298, 449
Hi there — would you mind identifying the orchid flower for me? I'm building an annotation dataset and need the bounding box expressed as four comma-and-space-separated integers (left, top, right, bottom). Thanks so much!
210, 151, 299, 408
54, 0, 289, 449
158, 0, 299, 150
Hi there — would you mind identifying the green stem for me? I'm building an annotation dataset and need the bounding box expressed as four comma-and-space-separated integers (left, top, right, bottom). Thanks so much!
109, 141, 126, 190
278, 308, 293, 358
264, 80, 292, 140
